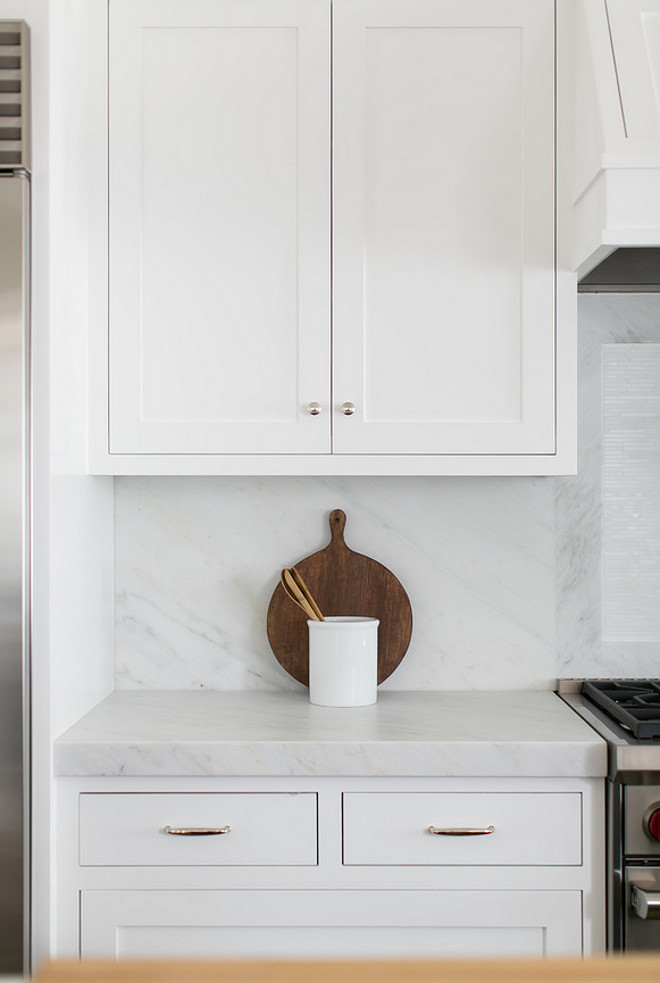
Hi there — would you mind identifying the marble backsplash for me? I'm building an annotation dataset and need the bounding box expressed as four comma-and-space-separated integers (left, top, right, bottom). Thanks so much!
114, 295, 660, 691
114, 474, 556, 690
556, 293, 660, 680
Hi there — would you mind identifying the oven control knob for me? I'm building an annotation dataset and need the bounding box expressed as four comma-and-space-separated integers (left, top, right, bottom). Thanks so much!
644, 804, 660, 843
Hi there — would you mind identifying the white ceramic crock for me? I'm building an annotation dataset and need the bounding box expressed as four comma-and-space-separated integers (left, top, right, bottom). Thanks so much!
307, 616, 379, 708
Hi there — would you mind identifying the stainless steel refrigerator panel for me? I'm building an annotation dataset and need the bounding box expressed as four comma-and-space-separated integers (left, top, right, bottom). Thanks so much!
0, 172, 28, 973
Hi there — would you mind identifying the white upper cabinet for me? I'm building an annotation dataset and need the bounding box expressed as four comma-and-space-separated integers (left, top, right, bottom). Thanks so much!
101, 0, 574, 475
108, 0, 331, 455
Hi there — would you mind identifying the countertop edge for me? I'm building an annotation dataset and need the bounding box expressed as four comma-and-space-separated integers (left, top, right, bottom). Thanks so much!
53, 740, 608, 779
52, 690, 609, 779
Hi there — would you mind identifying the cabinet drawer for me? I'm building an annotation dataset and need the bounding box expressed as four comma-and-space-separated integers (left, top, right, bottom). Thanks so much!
342, 792, 582, 866
80, 793, 317, 866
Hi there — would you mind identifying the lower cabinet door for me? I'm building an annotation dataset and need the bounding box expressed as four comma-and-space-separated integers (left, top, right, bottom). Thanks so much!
81, 889, 582, 959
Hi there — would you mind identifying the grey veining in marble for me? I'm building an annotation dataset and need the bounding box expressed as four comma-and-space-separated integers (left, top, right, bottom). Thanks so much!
114, 476, 555, 691
54, 690, 607, 777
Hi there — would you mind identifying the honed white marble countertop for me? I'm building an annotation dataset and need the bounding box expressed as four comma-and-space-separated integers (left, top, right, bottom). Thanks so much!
53, 690, 607, 778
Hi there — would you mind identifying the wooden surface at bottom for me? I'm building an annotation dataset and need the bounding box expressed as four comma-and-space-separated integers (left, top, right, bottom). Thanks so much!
33, 957, 660, 983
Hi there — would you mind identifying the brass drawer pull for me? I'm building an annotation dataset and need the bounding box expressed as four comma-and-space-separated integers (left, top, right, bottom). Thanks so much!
163, 825, 232, 836
426, 824, 495, 836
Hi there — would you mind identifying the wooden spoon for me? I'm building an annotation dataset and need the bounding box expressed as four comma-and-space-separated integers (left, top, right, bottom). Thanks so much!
282, 569, 322, 621
280, 569, 320, 622
289, 566, 324, 621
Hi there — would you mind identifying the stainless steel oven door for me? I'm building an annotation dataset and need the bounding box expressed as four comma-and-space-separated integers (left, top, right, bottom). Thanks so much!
626, 865, 660, 950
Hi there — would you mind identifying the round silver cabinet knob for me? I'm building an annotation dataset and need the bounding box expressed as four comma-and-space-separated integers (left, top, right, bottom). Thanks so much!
307, 402, 322, 416
341, 402, 356, 416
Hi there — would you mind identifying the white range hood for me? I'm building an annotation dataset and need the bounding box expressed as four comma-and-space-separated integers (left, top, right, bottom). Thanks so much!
573, 0, 660, 278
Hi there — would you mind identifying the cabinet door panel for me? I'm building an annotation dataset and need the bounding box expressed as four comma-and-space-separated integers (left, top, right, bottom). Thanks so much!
333, 0, 555, 455
109, 0, 330, 454
81, 889, 582, 959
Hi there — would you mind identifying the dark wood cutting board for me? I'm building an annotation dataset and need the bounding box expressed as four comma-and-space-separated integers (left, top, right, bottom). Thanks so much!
267, 509, 413, 686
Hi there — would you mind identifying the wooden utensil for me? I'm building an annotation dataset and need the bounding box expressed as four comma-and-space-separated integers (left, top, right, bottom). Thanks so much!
267, 509, 413, 686
280, 570, 320, 622
289, 566, 324, 621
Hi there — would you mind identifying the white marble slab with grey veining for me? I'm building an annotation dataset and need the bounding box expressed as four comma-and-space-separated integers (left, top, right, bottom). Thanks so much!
54, 690, 606, 777
113, 475, 556, 692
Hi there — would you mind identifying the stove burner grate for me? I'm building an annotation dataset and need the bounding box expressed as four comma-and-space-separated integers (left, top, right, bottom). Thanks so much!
582, 680, 660, 739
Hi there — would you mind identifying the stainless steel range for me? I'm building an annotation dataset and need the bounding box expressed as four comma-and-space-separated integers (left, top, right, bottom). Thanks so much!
560, 680, 660, 952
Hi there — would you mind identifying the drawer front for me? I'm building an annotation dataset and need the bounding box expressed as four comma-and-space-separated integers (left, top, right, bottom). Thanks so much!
343, 792, 582, 866
80, 792, 317, 866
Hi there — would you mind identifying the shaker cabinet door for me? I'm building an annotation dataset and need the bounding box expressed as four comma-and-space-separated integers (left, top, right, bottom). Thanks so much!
81, 889, 583, 960
108, 0, 331, 455
332, 0, 556, 455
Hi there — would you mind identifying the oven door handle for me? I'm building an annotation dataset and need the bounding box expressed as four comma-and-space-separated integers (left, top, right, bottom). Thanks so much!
631, 885, 660, 920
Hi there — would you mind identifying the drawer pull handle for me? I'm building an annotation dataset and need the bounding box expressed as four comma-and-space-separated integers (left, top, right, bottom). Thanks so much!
163, 825, 232, 836
426, 825, 495, 837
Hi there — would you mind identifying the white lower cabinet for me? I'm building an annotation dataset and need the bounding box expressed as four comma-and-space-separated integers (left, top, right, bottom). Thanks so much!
80, 889, 582, 959
57, 777, 605, 961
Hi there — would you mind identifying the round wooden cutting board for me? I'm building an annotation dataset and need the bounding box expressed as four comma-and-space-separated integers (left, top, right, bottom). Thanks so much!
267, 509, 413, 686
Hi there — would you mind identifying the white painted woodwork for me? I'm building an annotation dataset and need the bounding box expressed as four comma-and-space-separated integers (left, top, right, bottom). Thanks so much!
80, 888, 582, 959
28, 0, 118, 971
108, 0, 331, 454
572, 0, 660, 277
332, 0, 555, 455
607, 0, 660, 140
100, 0, 572, 473
342, 792, 582, 866
55, 776, 605, 961
79, 793, 318, 866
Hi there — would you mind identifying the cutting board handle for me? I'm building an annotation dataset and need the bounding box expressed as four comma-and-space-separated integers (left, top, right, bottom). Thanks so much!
329, 509, 347, 547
